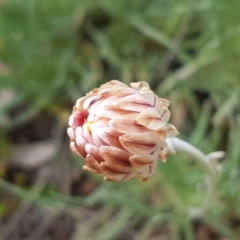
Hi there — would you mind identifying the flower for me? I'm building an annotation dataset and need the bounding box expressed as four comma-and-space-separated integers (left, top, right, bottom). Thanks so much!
68, 80, 178, 182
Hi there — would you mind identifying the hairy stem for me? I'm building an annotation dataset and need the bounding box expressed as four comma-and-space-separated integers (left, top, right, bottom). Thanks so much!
166, 137, 223, 217
167, 137, 217, 181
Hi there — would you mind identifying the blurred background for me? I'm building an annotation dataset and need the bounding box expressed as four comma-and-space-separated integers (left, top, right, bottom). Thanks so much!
0, 0, 240, 239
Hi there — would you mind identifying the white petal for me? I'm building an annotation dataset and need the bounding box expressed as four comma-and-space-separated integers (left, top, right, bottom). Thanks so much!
159, 98, 170, 108
159, 104, 171, 122
139, 87, 156, 106
165, 124, 179, 138
130, 81, 150, 90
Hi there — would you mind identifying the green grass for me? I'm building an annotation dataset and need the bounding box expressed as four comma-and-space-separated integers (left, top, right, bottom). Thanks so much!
1, 0, 240, 239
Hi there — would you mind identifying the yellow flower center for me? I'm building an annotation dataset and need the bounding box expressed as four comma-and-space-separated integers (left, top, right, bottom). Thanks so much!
87, 121, 93, 134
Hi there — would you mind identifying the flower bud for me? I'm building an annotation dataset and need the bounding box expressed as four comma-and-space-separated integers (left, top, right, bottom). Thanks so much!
68, 80, 178, 182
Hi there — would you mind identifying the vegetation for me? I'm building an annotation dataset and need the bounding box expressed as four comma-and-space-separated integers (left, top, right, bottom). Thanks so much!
0, 0, 240, 239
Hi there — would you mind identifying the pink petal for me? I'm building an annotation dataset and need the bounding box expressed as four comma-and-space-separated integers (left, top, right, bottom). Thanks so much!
90, 119, 111, 147
99, 86, 137, 101
92, 131, 107, 147
119, 133, 158, 155
96, 105, 136, 118
114, 94, 152, 112
129, 155, 154, 171
99, 146, 132, 166
70, 141, 86, 158
84, 117, 108, 145
82, 123, 95, 145
85, 143, 104, 163
153, 126, 167, 138
135, 108, 162, 130
109, 114, 149, 134
97, 127, 123, 149
139, 160, 157, 182
89, 117, 109, 128
75, 126, 83, 136
85, 154, 101, 172
98, 86, 137, 107
75, 96, 88, 110
99, 97, 123, 108
154, 123, 179, 138
104, 172, 138, 181
158, 147, 168, 162
82, 165, 103, 175
83, 95, 98, 109
139, 176, 149, 183
99, 164, 123, 175
87, 100, 102, 116
68, 111, 87, 128
75, 134, 88, 156
100, 162, 134, 174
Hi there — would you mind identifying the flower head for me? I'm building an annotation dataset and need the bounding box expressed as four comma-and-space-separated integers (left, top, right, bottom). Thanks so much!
68, 80, 178, 182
